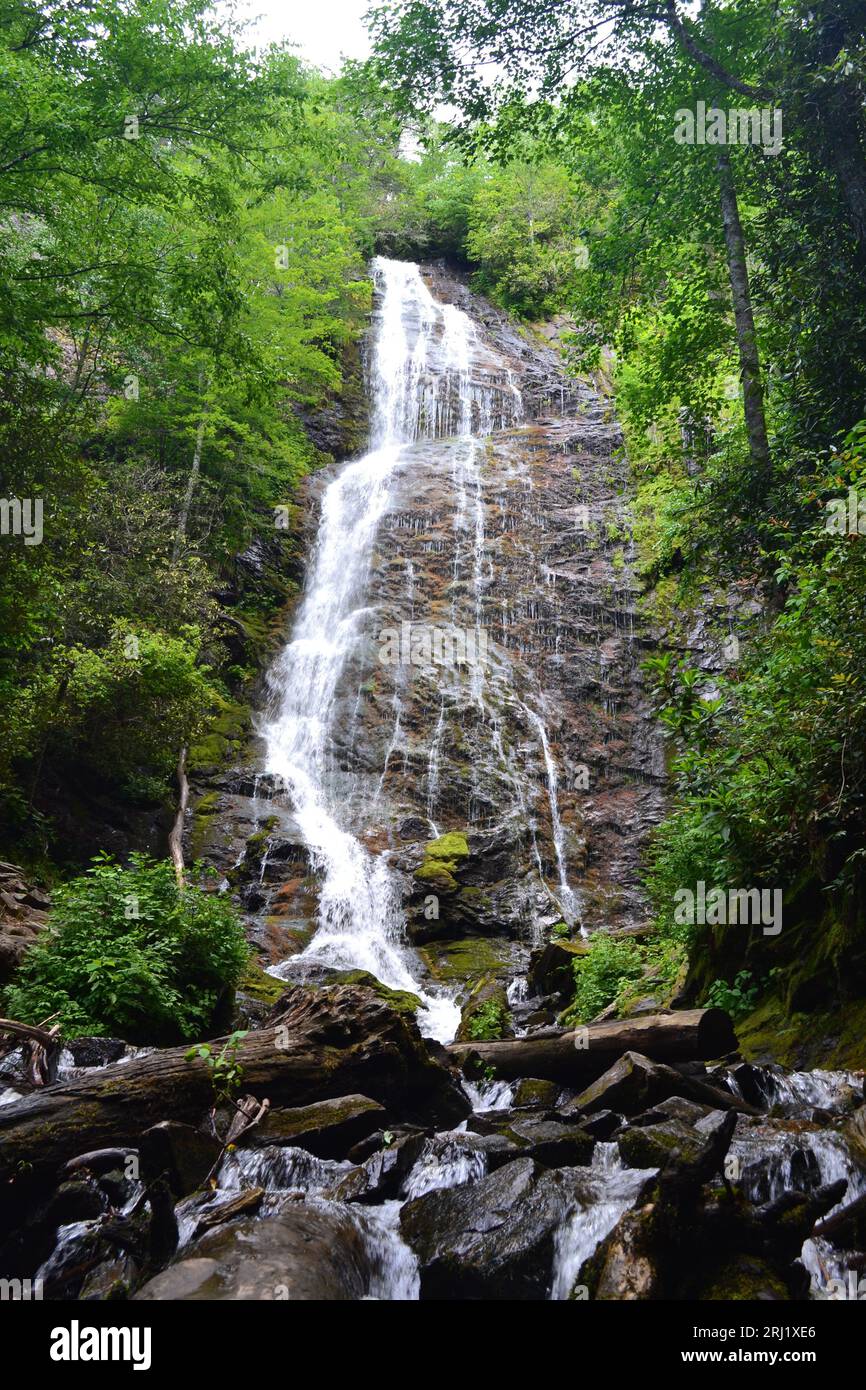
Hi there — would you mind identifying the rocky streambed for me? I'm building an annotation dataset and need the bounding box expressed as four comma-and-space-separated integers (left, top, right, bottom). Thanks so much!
0, 983, 864, 1301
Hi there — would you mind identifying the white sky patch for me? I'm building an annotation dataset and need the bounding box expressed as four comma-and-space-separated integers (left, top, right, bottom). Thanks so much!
226, 0, 373, 71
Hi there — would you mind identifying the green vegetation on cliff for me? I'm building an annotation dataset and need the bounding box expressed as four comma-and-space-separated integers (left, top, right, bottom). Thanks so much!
3, 854, 248, 1042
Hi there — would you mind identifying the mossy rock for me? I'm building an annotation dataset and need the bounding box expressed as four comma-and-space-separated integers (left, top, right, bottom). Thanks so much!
424, 832, 470, 865
414, 861, 459, 894
419, 936, 518, 987
697, 1255, 789, 1301
413, 831, 471, 895
323, 970, 421, 1018
188, 698, 252, 774
456, 972, 511, 1043
238, 958, 292, 1008
737, 991, 866, 1071
189, 791, 221, 859
513, 1078, 559, 1109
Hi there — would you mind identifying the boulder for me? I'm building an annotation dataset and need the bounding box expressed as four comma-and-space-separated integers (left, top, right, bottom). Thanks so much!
582, 1201, 664, 1300
400, 1157, 576, 1299
507, 1117, 595, 1167
512, 1078, 560, 1110
135, 1205, 374, 1301
331, 1132, 428, 1203
570, 1050, 750, 1119
527, 939, 589, 1001
244, 1095, 386, 1159
139, 1121, 224, 1196
616, 1116, 715, 1171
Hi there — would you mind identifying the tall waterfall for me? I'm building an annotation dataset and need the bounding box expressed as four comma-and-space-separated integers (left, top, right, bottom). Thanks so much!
261, 258, 526, 1040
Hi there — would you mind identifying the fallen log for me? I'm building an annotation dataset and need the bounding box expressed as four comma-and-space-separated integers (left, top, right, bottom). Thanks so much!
447, 1008, 737, 1084
0, 986, 468, 1187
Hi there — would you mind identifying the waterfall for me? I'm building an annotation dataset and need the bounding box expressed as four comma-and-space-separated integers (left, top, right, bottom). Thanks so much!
260, 258, 523, 1041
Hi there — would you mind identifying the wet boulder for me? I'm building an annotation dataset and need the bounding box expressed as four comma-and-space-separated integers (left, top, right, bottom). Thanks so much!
581, 1201, 664, 1300
331, 1131, 428, 1202
507, 1118, 595, 1167
65, 1038, 128, 1068
512, 1078, 560, 1110
400, 1156, 576, 1299
135, 1205, 375, 1301
616, 1116, 715, 1171
571, 1050, 744, 1119
244, 1095, 386, 1159
140, 1121, 223, 1197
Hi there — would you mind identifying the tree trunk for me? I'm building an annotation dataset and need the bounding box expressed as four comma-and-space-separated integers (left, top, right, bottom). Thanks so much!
0, 986, 469, 1184
716, 143, 772, 478
167, 745, 188, 888
447, 1008, 737, 1083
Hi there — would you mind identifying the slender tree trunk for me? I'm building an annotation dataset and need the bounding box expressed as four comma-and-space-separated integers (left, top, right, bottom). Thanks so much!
168, 746, 188, 889
716, 144, 771, 477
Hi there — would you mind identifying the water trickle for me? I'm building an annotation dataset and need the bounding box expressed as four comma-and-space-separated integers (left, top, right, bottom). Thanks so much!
549, 1144, 654, 1300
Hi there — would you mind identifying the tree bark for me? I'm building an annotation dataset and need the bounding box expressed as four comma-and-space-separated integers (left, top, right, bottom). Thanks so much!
167, 745, 188, 889
0, 986, 469, 1184
716, 143, 772, 479
447, 1008, 737, 1083
662, 1, 770, 102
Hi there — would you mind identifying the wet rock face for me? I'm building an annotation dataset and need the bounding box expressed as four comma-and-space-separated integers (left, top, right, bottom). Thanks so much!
216, 263, 667, 995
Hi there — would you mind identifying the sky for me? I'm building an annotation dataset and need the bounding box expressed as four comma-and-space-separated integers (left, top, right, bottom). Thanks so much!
230, 0, 374, 72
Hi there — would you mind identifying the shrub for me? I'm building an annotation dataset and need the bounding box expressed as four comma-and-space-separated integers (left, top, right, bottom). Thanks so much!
4, 854, 249, 1043
467, 998, 508, 1041
562, 934, 646, 1025
705, 971, 760, 1020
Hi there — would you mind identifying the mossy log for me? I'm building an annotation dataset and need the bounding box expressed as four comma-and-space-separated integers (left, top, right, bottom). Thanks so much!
447, 1009, 737, 1083
0, 986, 468, 1186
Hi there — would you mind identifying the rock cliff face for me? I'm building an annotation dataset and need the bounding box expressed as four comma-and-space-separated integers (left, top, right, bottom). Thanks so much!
189, 260, 667, 1019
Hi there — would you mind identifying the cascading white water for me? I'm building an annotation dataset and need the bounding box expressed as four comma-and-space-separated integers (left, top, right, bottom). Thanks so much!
261, 258, 526, 1041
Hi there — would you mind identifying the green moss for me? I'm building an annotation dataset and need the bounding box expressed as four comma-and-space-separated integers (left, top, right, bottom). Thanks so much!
698, 1257, 789, 1301
188, 698, 251, 773
414, 861, 459, 893
189, 790, 221, 859
513, 1078, 559, 1108
325, 969, 421, 1017
737, 991, 866, 1071
238, 958, 291, 1007
425, 832, 469, 863
419, 936, 515, 985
